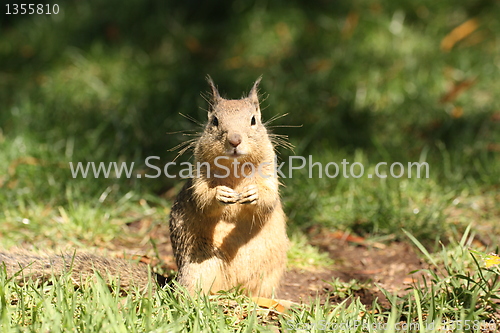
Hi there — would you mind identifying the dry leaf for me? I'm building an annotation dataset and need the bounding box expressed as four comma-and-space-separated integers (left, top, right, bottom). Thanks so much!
251, 297, 286, 313
440, 79, 476, 103
342, 12, 359, 39
441, 18, 479, 52
308, 59, 332, 73
8, 156, 41, 175
487, 144, 500, 152
329, 230, 365, 243
185, 36, 201, 53
451, 106, 464, 118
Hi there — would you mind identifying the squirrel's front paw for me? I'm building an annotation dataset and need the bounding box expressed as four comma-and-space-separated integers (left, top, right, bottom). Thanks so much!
215, 186, 240, 205
239, 185, 259, 205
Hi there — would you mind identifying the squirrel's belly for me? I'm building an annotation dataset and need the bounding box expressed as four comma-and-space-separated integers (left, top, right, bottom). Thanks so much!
212, 220, 237, 249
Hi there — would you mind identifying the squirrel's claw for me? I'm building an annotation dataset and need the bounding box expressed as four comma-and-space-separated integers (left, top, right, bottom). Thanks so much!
215, 186, 240, 204
239, 185, 259, 205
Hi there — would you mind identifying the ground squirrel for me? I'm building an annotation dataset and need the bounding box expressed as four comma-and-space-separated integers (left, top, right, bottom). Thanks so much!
0, 77, 289, 297
169, 76, 289, 297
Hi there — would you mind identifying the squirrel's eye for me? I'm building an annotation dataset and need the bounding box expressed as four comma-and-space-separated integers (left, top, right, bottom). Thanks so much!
212, 116, 219, 127
251, 115, 256, 126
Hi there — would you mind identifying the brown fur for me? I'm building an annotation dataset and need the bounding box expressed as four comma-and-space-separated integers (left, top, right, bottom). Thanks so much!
169, 76, 289, 297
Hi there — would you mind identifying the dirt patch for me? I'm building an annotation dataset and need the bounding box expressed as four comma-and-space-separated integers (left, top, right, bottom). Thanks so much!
278, 240, 426, 306
119, 220, 427, 307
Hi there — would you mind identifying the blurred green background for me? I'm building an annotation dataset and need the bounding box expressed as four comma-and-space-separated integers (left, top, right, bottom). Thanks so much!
0, 0, 499, 248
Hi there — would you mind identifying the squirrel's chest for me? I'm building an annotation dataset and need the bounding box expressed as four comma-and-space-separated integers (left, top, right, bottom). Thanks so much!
212, 220, 236, 248
211, 208, 258, 249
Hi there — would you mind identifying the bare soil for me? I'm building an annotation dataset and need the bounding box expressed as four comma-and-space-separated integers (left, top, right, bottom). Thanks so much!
118, 219, 427, 307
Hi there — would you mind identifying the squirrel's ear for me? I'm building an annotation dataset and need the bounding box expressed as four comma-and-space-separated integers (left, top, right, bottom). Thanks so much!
248, 76, 262, 104
206, 75, 221, 110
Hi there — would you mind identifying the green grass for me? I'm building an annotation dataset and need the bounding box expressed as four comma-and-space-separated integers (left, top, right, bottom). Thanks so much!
1, 238, 499, 332
1, 0, 500, 331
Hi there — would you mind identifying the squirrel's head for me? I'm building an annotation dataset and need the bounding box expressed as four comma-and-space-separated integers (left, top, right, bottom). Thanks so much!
195, 76, 273, 166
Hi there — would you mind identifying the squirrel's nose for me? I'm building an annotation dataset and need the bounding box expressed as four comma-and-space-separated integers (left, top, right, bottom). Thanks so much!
228, 133, 242, 147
